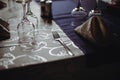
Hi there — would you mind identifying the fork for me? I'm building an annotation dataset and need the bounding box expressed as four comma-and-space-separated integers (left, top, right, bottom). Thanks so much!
52, 31, 74, 56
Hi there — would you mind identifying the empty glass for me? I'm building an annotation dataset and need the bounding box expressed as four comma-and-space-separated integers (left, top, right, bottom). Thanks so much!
7, 0, 16, 11
6, 0, 18, 23
16, 0, 36, 50
26, 0, 38, 30
71, 0, 87, 26
71, 0, 87, 19
88, 0, 101, 17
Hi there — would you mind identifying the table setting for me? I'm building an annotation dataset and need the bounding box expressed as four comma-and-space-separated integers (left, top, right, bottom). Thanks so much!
0, 0, 84, 70
0, 0, 120, 80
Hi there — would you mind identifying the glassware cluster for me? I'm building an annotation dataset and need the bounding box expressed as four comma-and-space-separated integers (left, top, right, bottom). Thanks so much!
71, 0, 101, 18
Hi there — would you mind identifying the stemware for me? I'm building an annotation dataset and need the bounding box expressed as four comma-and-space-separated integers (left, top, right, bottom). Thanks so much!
88, 0, 101, 17
71, 0, 87, 18
7, 0, 16, 11
6, 0, 18, 23
16, 0, 36, 50
26, 0, 38, 30
71, 0, 87, 26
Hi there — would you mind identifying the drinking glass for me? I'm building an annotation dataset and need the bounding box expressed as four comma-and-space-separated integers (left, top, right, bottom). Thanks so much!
7, 0, 18, 22
7, 0, 16, 12
71, 0, 87, 26
26, 0, 38, 30
16, 0, 36, 50
88, 0, 101, 17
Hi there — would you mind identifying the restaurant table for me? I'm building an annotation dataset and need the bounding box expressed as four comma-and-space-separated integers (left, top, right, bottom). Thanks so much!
0, 0, 85, 80
51, 0, 120, 58
47, 0, 120, 79
0, 0, 120, 80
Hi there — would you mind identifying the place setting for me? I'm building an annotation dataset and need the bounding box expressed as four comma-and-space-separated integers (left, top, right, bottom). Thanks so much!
0, 0, 84, 70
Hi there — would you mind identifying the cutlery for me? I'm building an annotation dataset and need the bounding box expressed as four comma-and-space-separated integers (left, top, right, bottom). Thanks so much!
52, 31, 74, 56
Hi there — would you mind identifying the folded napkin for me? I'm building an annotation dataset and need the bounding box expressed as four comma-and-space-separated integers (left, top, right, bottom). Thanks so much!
74, 16, 112, 46
0, 18, 10, 41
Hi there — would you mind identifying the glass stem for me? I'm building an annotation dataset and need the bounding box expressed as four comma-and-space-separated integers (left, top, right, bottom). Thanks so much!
95, 0, 99, 10
22, 3, 27, 20
77, 0, 81, 8
13, 0, 16, 7
26, 1, 32, 15
8, 0, 11, 8
27, 1, 31, 11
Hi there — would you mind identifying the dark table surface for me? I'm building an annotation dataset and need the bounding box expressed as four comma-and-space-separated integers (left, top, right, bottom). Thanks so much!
51, 0, 120, 66
51, 0, 120, 52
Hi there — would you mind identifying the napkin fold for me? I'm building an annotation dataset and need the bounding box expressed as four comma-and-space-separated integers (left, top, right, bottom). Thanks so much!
0, 18, 10, 41
74, 16, 112, 46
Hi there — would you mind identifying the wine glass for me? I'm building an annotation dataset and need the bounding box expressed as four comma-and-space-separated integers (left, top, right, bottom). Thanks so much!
26, 0, 39, 30
7, 0, 18, 23
71, 0, 87, 26
7, 0, 15, 12
88, 0, 101, 17
16, 0, 36, 50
